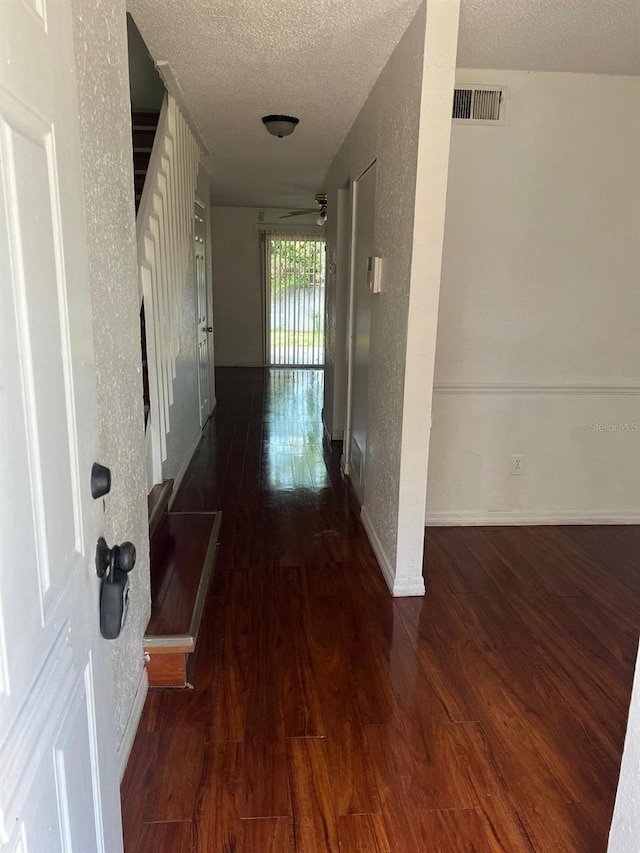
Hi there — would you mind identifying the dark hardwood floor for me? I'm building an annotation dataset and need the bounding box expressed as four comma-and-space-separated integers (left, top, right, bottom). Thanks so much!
121, 367, 639, 852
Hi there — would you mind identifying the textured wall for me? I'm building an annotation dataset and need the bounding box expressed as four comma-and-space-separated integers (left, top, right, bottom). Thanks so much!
211, 208, 264, 366
427, 70, 640, 523
327, 0, 460, 593
327, 6, 426, 579
71, 0, 151, 748
609, 646, 640, 851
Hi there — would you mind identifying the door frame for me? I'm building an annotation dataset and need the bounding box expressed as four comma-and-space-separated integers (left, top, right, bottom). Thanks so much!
262, 231, 327, 368
194, 195, 212, 427
342, 159, 376, 478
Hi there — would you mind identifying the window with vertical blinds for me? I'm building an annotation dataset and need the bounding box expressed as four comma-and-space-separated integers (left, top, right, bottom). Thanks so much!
266, 234, 326, 366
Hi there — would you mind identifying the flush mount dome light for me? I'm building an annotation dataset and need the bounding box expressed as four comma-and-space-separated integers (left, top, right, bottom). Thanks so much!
262, 114, 299, 138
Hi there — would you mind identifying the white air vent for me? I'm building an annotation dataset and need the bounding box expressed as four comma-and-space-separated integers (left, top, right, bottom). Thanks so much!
452, 85, 506, 125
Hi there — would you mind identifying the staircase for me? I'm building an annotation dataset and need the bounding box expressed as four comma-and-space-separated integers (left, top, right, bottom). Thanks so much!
134, 97, 212, 687
132, 111, 159, 425
131, 111, 159, 212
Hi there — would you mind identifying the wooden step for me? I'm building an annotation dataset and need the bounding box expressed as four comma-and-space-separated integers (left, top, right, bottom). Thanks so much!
131, 110, 160, 130
132, 129, 156, 151
147, 479, 173, 541
133, 150, 151, 174
144, 511, 221, 688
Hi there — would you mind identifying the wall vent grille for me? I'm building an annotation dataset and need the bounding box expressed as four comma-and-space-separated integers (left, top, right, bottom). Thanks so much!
453, 86, 506, 125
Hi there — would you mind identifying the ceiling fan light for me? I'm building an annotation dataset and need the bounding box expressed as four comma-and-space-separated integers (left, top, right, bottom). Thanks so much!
262, 114, 299, 138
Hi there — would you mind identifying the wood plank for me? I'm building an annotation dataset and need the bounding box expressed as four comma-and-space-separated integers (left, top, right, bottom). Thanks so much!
239, 817, 291, 852
337, 814, 391, 852
146, 651, 187, 688
287, 738, 339, 853
133, 821, 193, 853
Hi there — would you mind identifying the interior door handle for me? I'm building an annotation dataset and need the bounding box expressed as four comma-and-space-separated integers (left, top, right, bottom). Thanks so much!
205, 327, 213, 333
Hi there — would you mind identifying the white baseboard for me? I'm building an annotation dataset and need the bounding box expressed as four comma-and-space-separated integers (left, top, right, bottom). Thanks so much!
360, 506, 394, 592
425, 509, 640, 526
360, 506, 426, 597
323, 422, 344, 443
168, 431, 202, 509
117, 667, 148, 781
392, 575, 427, 596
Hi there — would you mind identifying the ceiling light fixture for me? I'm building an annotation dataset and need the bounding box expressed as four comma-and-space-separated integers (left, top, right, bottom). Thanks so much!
261, 114, 299, 138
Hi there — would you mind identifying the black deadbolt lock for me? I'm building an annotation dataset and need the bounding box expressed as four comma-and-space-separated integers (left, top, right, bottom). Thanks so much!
96, 537, 136, 640
91, 462, 111, 499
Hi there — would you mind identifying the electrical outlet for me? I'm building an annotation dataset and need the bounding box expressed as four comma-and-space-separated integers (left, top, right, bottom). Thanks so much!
511, 454, 525, 475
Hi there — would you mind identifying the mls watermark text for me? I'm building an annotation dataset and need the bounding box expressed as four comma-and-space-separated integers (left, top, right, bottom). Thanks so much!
589, 422, 638, 432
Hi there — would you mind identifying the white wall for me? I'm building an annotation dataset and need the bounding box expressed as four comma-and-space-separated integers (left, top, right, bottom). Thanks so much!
427, 70, 640, 524
71, 0, 151, 753
211, 207, 321, 367
327, 0, 460, 595
609, 645, 640, 852
126, 14, 164, 112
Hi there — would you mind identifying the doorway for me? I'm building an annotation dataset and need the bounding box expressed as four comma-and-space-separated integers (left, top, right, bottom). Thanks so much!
266, 234, 326, 366
344, 161, 376, 504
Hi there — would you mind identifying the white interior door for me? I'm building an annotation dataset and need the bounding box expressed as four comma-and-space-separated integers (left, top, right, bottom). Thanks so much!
0, 1, 122, 850
195, 199, 211, 427
347, 161, 376, 503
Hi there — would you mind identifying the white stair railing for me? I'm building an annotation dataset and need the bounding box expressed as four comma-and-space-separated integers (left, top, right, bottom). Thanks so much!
137, 93, 200, 489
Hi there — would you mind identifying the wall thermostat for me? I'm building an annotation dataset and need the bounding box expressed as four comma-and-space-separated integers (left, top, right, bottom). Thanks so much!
367, 256, 383, 293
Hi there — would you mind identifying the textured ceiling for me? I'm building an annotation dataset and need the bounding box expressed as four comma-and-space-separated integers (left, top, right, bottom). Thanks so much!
128, 0, 640, 209
458, 0, 640, 77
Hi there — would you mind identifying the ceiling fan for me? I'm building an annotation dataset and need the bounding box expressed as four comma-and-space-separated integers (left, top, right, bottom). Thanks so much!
280, 193, 327, 225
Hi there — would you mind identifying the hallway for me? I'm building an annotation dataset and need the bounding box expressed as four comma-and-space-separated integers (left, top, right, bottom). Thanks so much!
121, 368, 638, 852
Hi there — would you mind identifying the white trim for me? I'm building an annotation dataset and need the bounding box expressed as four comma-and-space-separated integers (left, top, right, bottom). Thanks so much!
168, 430, 202, 509
342, 171, 359, 475
433, 382, 640, 396
117, 667, 148, 781
142, 634, 194, 650
425, 509, 640, 526
360, 506, 394, 592
360, 506, 426, 597
392, 576, 427, 596
322, 416, 344, 443
255, 223, 325, 236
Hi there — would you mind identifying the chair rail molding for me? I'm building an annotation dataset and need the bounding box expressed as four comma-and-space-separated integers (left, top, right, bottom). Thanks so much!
433, 381, 640, 395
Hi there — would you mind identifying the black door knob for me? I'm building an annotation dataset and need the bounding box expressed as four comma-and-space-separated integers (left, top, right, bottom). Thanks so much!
204, 326, 213, 333
96, 537, 136, 578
